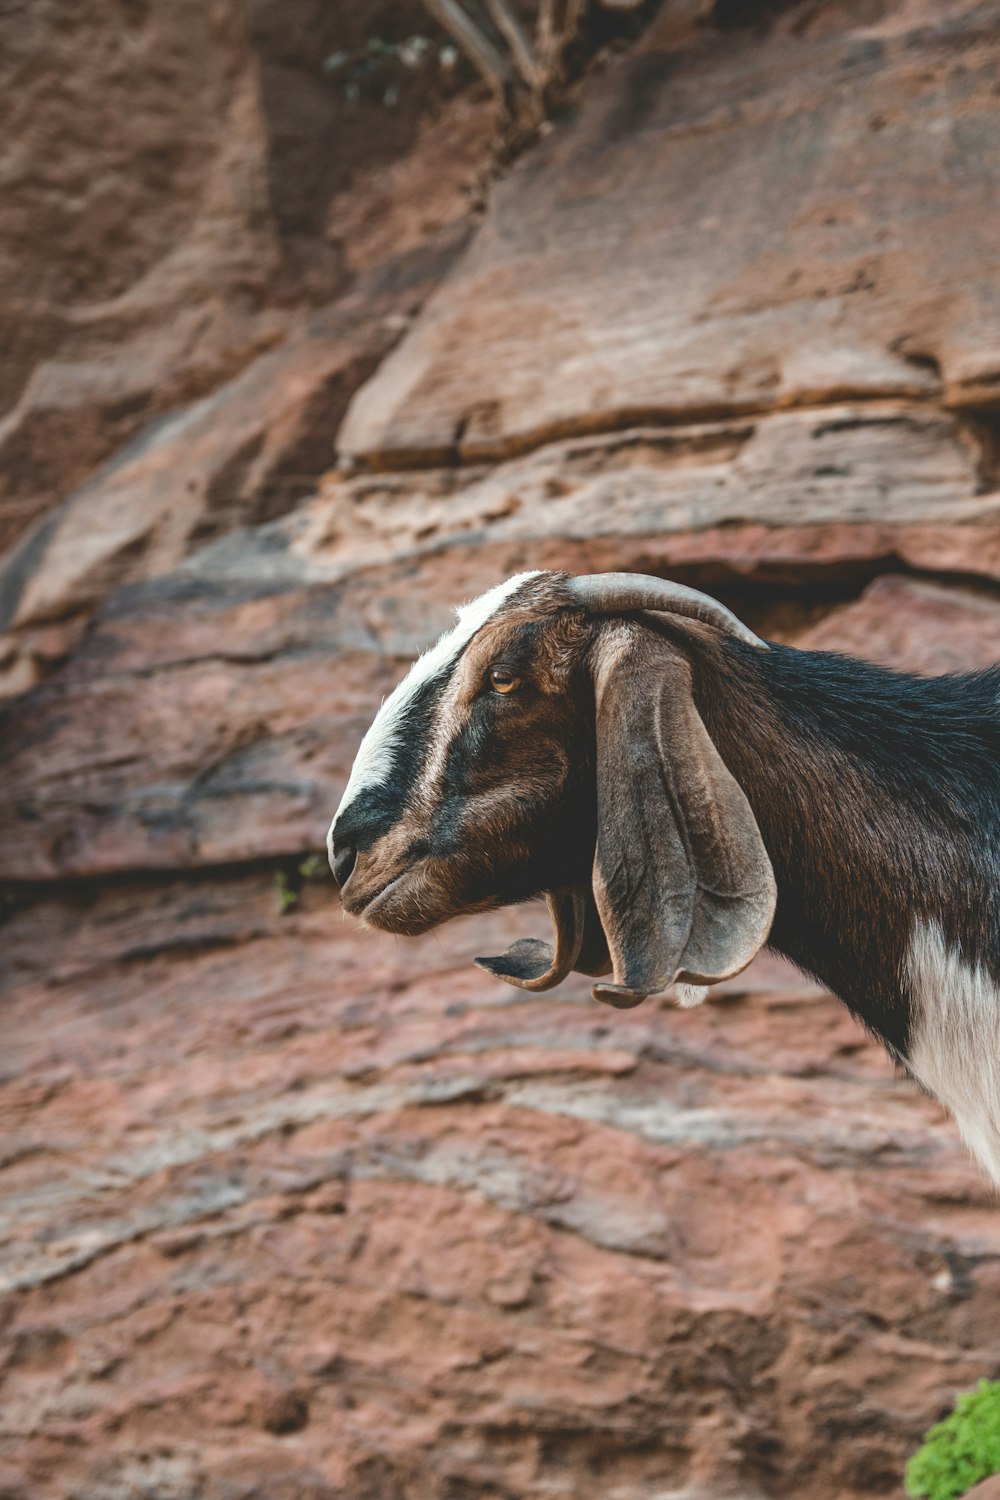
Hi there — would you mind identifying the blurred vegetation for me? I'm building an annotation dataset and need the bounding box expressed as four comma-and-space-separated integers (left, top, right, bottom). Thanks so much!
906, 1382, 1000, 1500
414, 0, 657, 130
275, 854, 330, 914
322, 33, 460, 110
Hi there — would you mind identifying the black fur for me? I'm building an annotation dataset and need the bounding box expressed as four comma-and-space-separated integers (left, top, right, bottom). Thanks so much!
690, 634, 1000, 1059
333, 665, 452, 853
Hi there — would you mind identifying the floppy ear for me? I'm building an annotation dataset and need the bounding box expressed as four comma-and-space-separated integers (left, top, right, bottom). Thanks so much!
588, 624, 776, 1009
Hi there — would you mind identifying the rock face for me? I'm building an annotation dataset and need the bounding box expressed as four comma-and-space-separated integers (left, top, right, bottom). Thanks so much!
3, 1, 1000, 1498
5, 884, 998, 1500
965, 1480, 1000, 1500
0, 0, 482, 557
0, 232, 468, 649
339, 0, 1000, 464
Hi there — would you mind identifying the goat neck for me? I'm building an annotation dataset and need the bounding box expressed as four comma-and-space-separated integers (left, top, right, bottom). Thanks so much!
686, 628, 1000, 1071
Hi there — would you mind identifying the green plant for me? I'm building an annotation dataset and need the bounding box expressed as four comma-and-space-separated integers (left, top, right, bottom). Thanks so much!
906, 1380, 1000, 1500
274, 869, 298, 915
297, 854, 328, 883
274, 855, 330, 915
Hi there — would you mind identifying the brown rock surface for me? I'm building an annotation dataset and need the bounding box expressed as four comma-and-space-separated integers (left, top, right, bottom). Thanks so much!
6, 1, 1000, 1497
3, 874, 1000, 1500
797, 574, 1000, 674
339, 0, 1000, 465
964, 1479, 1000, 1500
0, 0, 485, 556
0, 231, 468, 646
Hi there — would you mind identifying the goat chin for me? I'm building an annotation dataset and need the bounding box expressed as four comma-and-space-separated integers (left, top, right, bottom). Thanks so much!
360, 887, 439, 937
346, 864, 439, 936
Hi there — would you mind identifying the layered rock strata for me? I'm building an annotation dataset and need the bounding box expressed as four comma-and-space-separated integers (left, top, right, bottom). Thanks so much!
2, 2, 1000, 1497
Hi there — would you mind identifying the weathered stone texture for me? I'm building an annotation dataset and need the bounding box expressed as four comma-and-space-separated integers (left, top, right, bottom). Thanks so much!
3, 877, 999, 1500
966, 1479, 1000, 1500
0, 231, 468, 644
0, 0, 484, 557
3, 1, 1000, 1497
339, 0, 1000, 465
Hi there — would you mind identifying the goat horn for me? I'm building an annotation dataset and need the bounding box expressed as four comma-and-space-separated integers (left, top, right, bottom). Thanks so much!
568, 572, 768, 650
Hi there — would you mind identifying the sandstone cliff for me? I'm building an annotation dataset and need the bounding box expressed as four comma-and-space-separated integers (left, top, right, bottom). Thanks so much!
2, 2, 1000, 1497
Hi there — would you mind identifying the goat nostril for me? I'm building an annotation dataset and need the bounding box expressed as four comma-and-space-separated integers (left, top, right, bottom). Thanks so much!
332, 842, 358, 889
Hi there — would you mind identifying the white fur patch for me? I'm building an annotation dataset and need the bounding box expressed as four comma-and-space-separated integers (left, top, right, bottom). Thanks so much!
675, 984, 710, 1009
907, 918, 1000, 1187
331, 572, 541, 835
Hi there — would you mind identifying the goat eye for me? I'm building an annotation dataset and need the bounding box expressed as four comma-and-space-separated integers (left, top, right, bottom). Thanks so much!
489, 667, 521, 695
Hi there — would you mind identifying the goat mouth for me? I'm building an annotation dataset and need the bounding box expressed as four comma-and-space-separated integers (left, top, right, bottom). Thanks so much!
342, 871, 405, 918
344, 862, 438, 933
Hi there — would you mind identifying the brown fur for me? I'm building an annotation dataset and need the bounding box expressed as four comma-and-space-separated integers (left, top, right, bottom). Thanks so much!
339, 578, 775, 1001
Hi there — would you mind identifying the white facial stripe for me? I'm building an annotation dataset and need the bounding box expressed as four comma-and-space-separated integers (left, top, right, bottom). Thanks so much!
412, 664, 467, 814
907, 918, 1000, 1187
332, 571, 542, 828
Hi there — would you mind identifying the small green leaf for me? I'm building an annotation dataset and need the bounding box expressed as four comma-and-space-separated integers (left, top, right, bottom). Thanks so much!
274, 870, 299, 915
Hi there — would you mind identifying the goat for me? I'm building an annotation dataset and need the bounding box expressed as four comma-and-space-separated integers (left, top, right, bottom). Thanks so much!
329, 570, 1000, 1184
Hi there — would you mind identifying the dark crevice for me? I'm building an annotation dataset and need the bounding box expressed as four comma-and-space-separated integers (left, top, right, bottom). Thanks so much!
898, 348, 943, 381
711, 0, 816, 31
254, 350, 390, 518
187, 432, 269, 551
347, 389, 947, 476
244, 0, 476, 302
654, 553, 1000, 642
0, 853, 330, 911
963, 409, 1000, 494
